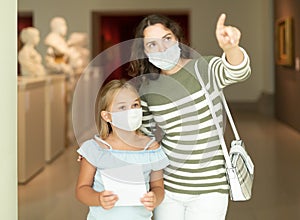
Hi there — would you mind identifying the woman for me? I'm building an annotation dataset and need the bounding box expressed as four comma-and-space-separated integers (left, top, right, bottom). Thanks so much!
128, 14, 251, 220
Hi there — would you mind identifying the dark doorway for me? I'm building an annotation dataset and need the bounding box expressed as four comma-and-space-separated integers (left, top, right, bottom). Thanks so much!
18, 12, 33, 75
92, 12, 190, 82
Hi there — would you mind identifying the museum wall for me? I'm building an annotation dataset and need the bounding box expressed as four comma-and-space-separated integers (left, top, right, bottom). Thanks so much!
274, 0, 300, 131
18, 0, 274, 103
1, 0, 18, 219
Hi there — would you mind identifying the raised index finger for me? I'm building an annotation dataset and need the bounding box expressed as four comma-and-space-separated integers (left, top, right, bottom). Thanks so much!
216, 13, 226, 30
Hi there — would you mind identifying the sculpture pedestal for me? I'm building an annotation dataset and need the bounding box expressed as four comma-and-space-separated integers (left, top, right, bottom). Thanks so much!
44, 74, 66, 163
18, 77, 46, 184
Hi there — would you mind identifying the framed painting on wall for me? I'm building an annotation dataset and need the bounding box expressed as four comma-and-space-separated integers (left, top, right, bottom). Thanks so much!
275, 16, 293, 66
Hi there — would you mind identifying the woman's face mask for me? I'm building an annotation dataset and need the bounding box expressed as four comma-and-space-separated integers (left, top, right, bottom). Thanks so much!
108, 108, 142, 131
146, 42, 181, 70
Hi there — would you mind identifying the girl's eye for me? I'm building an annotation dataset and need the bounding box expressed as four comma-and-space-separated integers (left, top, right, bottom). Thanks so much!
119, 106, 127, 110
133, 103, 140, 108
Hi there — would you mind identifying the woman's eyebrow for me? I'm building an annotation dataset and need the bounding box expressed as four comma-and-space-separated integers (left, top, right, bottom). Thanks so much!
162, 33, 172, 39
145, 33, 172, 44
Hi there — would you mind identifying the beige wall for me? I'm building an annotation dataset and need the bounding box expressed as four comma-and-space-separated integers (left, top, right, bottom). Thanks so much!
18, 0, 274, 102
274, 0, 300, 131
0, 0, 18, 219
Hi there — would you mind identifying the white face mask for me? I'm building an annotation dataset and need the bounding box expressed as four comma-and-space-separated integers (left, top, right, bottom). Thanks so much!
109, 108, 142, 131
147, 42, 181, 70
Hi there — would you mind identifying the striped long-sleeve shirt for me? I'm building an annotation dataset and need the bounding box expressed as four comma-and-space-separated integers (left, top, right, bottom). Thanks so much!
139, 48, 251, 195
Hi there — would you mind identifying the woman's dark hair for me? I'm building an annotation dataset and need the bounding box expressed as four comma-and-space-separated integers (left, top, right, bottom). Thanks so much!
128, 14, 191, 78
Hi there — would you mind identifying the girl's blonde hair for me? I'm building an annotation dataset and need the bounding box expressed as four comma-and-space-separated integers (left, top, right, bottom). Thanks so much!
95, 79, 139, 139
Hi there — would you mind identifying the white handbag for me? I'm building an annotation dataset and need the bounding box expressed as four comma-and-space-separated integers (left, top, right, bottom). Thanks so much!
194, 61, 254, 201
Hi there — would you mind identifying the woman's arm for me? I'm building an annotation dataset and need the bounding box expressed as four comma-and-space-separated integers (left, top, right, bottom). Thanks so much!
75, 158, 118, 209
215, 13, 244, 65
140, 170, 165, 211
208, 14, 251, 89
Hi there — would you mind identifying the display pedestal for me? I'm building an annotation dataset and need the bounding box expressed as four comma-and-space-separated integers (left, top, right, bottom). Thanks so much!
65, 71, 82, 147
71, 67, 103, 144
45, 74, 66, 162
18, 77, 46, 184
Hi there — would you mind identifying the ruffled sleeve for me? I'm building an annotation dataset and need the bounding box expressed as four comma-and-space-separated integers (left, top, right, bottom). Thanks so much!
77, 139, 100, 167
149, 147, 169, 171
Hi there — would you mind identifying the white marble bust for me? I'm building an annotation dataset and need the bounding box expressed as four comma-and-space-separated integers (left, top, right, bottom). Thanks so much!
67, 32, 90, 72
18, 27, 46, 76
44, 17, 73, 74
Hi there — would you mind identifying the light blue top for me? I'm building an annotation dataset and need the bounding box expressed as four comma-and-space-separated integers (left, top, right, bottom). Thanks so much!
77, 135, 169, 220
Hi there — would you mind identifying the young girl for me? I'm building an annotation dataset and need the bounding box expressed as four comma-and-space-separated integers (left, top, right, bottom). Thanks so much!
75, 79, 169, 220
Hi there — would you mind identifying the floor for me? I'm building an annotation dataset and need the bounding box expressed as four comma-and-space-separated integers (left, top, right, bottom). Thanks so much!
18, 110, 300, 220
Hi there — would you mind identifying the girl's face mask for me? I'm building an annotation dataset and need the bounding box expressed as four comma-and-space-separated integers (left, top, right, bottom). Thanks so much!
146, 42, 181, 70
108, 108, 142, 131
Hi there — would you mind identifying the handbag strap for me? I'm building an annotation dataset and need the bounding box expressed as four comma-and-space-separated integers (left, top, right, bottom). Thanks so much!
219, 92, 240, 140
194, 60, 240, 169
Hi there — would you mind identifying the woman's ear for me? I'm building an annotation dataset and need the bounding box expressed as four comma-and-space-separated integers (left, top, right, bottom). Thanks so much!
101, 111, 111, 122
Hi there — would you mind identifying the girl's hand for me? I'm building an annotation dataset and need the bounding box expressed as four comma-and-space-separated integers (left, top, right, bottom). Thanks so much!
141, 191, 157, 211
98, 190, 118, 210
215, 13, 241, 52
